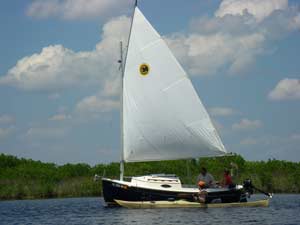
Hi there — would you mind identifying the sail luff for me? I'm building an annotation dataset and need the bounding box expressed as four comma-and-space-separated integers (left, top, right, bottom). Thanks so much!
120, 3, 137, 180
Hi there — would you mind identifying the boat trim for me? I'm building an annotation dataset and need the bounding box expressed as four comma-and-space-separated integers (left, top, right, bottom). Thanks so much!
114, 199, 270, 209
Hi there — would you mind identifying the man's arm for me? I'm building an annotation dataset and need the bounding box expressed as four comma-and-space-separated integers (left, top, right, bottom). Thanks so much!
208, 173, 215, 184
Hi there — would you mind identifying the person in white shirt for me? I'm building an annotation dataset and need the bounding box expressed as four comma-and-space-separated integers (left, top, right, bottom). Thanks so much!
197, 167, 215, 188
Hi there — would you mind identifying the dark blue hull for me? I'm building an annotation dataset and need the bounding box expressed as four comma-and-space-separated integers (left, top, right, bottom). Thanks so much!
102, 179, 247, 206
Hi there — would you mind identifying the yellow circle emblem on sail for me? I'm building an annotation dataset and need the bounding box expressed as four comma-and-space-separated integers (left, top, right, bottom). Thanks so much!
139, 63, 150, 76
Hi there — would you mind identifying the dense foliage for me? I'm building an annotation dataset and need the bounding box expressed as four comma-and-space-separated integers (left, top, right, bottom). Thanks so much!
0, 153, 299, 200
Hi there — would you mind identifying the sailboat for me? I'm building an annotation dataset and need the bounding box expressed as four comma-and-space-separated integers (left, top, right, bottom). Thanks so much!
102, 1, 249, 206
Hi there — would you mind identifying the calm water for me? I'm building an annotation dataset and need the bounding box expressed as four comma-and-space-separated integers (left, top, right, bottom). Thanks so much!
0, 195, 299, 225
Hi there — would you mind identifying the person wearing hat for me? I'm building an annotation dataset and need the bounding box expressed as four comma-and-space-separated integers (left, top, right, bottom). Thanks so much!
197, 167, 215, 189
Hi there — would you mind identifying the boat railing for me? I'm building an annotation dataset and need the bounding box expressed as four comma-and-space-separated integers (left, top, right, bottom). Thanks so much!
149, 174, 178, 178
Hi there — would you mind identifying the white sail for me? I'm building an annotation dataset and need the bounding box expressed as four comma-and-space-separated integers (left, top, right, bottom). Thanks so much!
123, 7, 226, 162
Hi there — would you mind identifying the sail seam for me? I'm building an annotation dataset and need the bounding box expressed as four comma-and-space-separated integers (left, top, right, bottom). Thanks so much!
140, 39, 162, 52
162, 77, 187, 92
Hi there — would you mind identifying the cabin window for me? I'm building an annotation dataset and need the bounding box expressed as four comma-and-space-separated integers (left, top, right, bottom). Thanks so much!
161, 184, 172, 188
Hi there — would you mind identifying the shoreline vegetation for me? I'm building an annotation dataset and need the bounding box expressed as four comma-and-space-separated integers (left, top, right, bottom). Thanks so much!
1, 153, 299, 200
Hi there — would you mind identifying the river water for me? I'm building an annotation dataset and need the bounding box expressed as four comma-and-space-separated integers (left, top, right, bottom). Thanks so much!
0, 195, 299, 225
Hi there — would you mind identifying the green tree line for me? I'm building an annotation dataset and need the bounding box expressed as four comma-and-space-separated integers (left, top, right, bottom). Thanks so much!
0, 153, 299, 200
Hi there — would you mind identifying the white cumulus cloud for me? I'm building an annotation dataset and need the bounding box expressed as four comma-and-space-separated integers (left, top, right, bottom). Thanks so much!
209, 107, 238, 117
0, 16, 130, 91
215, 0, 288, 22
232, 118, 262, 130
290, 133, 300, 141
166, 0, 300, 76
289, 13, 300, 30
27, 0, 132, 20
1, 0, 300, 91
0, 127, 15, 140
25, 127, 67, 140
268, 78, 300, 101
76, 95, 119, 114
0, 115, 15, 124
48, 93, 61, 100
0, 45, 100, 90
166, 32, 265, 76
240, 137, 259, 145
49, 114, 72, 121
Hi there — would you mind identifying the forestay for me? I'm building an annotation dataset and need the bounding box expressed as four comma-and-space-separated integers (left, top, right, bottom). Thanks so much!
123, 7, 226, 162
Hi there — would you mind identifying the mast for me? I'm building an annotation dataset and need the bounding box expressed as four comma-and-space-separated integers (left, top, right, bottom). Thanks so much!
119, 41, 124, 181
119, 0, 137, 181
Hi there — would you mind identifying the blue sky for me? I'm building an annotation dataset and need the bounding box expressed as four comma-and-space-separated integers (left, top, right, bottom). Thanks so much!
0, 0, 300, 165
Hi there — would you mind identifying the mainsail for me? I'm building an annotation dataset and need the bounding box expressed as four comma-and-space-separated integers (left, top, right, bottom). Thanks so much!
123, 6, 226, 162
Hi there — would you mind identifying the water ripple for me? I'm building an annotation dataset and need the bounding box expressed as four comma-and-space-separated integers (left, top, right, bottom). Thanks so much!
0, 195, 299, 225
